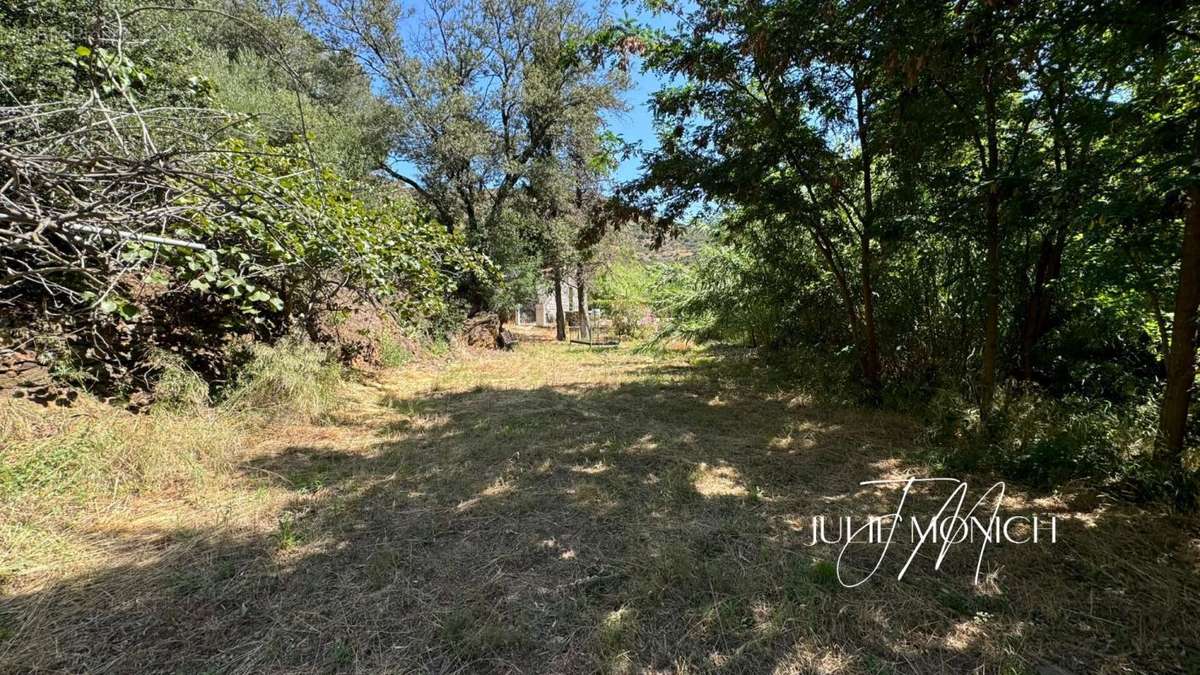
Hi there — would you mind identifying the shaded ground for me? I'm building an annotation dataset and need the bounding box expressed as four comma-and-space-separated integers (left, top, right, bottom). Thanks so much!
3, 328, 1199, 673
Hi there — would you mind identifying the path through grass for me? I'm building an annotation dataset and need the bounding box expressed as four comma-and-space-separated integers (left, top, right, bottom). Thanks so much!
3, 328, 1198, 673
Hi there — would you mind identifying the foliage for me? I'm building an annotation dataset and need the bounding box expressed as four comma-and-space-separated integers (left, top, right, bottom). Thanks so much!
477, 209, 546, 316
922, 385, 1169, 496
174, 137, 487, 334
313, 0, 630, 233
1, 1, 485, 398
651, 219, 843, 350
183, 3, 389, 178
377, 335, 413, 368
313, 0, 633, 311
635, 0, 1200, 497
592, 258, 664, 338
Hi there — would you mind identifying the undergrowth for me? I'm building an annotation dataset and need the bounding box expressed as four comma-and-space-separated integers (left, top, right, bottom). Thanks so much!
222, 337, 342, 423
723, 343, 1188, 502
0, 338, 343, 525
920, 385, 1173, 499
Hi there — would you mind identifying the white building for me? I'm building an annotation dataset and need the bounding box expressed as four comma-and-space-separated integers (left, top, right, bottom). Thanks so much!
516, 275, 581, 327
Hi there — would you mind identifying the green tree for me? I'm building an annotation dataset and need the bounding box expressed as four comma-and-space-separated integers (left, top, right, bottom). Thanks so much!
312, 0, 629, 238
636, 0, 937, 395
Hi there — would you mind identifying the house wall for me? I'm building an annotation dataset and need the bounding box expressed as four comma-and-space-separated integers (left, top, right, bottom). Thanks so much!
519, 276, 580, 327
539, 282, 578, 326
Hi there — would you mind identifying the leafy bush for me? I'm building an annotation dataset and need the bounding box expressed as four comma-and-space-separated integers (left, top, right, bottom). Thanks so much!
592, 259, 664, 338
170, 138, 487, 334
648, 225, 841, 351
0, 2, 485, 399
923, 385, 1164, 495
4, 131, 485, 398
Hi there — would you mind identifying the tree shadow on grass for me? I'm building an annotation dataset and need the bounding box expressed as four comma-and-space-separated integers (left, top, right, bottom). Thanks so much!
3, 354, 1199, 673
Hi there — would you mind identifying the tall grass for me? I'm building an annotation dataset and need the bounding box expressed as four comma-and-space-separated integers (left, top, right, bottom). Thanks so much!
0, 338, 343, 520
0, 398, 240, 505
149, 350, 210, 412
222, 337, 342, 423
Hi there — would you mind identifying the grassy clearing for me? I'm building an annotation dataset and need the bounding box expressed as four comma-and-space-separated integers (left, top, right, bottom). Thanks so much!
2, 327, 1198, 673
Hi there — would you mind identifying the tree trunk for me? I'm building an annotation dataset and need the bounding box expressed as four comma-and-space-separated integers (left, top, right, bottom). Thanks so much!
979, 77, 1002, 427
1017, 227, 1065, 381
576, 264, 590, 341
860, 238, 881, 395
855, 81, 882, 398
553, 267, 567, 341
1158, 185, 1200, 460
804, 222, 865, 364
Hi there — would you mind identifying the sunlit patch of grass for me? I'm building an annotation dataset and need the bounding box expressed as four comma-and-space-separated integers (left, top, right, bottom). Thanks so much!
0, 338, 349, 628
597, 606, 638, 654
149, 351, 211, 412
0, 521, 80, 580
690, 461, 749, 498
274, 511, 303, 550
0, 399, 239, 505
377, 335, 413, 368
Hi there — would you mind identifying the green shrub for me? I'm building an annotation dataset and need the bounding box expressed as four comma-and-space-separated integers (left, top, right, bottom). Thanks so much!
378, 335, 413, 368
170, 138, 488, 336
593, 258, 665, 339
922, 385, 1164, 495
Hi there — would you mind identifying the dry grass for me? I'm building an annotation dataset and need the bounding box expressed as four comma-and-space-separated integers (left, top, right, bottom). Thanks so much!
2, 326, 1199, 673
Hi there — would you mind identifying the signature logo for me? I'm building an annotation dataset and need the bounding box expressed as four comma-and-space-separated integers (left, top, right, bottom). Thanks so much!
801, 478, 1058, 587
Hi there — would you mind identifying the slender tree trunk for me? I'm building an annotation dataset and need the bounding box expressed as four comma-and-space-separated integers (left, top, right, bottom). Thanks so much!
979, 78, 1002, 427
804, 222, 865, 363
553, 267, 567, 341
576, 263, 590, 341
855, 81, 882, 398
1018, 118, 1073, 383
1158, 185, 1200, 460
1017, 228, 1065, 381
860, 237, 881, 393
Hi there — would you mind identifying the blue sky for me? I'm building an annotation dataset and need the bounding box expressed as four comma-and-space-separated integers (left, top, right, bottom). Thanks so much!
604, 1, 676, 183
608, 58, 665, 183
